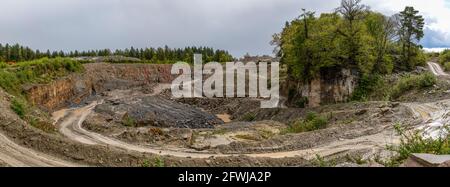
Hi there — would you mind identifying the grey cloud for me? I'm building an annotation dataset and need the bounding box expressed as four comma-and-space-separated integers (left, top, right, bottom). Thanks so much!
0, 0, 448, 57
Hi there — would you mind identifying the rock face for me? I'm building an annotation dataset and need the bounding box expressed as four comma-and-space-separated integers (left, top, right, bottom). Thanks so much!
402, 153, 450, 167
24, 63, 175, 111
95, 96, 223, 129
293, 68, 358, 107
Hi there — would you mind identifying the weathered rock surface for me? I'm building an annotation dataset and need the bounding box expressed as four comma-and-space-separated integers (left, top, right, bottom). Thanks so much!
402, 153, 450, 167
286, 68, 358, 107
95, 95, 223, 129
24, 63, 174, 111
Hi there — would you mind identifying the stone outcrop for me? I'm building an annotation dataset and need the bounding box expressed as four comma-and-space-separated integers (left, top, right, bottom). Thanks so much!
24, 63, 175, 111
290, 68, 358, 107
401, 153, 450, 167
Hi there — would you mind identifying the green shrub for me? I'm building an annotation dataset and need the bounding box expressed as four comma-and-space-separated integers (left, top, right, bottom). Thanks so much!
141, 156, 165, 167
241, 113, 256, 121
294, 97, 309, 108
439, 49, 450, 64
122, 115, 136, 127
0, 58, 83, 95
444, 62, 450, 71
0, 62, 7, 69
283, 112, 328, 134
351, 74, 387, 101
385, 124, 450, 167
10, 98, 27, 119
391, 72, 436, 99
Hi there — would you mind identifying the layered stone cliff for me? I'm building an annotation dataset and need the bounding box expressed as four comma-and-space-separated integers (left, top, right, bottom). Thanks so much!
290, 68, 358, 107
24, 63, 174, 111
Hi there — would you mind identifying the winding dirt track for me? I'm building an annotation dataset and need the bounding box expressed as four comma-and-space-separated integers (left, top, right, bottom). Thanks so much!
428, 62, 448, 76
52, 89, 397, 160
0, 132, 80, 167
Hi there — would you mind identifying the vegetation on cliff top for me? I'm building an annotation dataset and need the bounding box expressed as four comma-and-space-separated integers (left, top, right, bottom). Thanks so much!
0, 57, 81, 132
0, 57, 83, 95
351, 72, 436, 101
272, 0, 427, 103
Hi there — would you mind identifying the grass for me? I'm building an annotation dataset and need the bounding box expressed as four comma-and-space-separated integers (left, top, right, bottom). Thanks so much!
0, 62, 7, 69
241, 113, 256, 122
351, 72, 437, 102
444, 62, 450, 71
258, 129, 275, 139
351, 74, 388, 101
346, 154, 367, 165
384, 124, 450, 167
282, 112, 328, 134
122, 115, 136, 127
0, 57, 83, 95
10, 98, 26, 119
439, 49, 450, 65
312, 154, 336, 167
390, 72, 436, 99
141, 156, 165, 167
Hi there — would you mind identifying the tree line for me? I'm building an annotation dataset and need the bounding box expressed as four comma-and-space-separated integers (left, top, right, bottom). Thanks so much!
272, 0, 426, 83
0, 44, 234, 63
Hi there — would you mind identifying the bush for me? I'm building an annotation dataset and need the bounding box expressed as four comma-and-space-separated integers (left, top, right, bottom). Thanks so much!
444, 62, 450, 71
439, 49, 450, 64
351, 74, 387, 101
241, 113, 256, 121
0, 58, 83, 95
122, 115, 136, 127
10, 98, 27, 119
385, 124, 449, 167
0, 62, 7, 69
283, 112, 328, 134
391, 72, 436, 99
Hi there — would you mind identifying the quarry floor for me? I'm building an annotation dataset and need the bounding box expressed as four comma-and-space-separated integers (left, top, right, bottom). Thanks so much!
0, 62, 449, 167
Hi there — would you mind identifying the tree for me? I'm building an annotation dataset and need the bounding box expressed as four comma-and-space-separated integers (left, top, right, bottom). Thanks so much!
335, 0, 369, 68
397, 6, 425, 69
365, 12, 396, 73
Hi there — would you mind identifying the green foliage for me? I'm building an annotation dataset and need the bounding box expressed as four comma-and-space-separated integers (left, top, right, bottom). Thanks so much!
274, 1, 426, 100
152, 156, 165, 167
391, 72, 436, 99
440, 49, 450, 65
28, 116, 56, 133
0, 43, 234, 63
312, 154, 335, 167
351, 74, 388, 101
294, 97, 309, 108
0, 62, 7, 69
10, 98, 27, 119
386, 124, 449, 167
122, 115, 136, 127
241, 113, 256, 122
141, 156, 165, 167
397, 6, 425, 70
444, 62, 450, 71
0, 58, 83, 95
279, 12, 344, 81
283, 112, 328, 134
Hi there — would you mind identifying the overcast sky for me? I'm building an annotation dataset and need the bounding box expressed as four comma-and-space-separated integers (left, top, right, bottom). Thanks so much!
0, 0, 449, 57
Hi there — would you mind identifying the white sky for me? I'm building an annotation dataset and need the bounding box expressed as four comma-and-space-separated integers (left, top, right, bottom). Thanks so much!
0, 0, 448, 57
